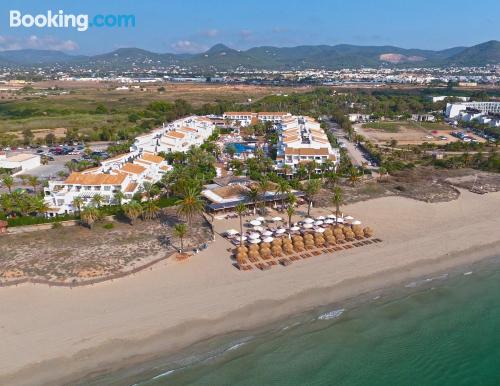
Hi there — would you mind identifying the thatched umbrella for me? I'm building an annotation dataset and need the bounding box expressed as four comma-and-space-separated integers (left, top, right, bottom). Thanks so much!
271, 245, 282, 257
334, 224, 344, 230
326, 235, 336, 245
315, 237, 325, 247
363, 227, 374, 237
249, 244, 260, 251
249, 250, 260, 259
235, 246, 248, 254
260, 242, 271, 250
261, 247, 271, 258
283, 243, 294, 254
272, 238, 283, 246
236, 253, 248, 264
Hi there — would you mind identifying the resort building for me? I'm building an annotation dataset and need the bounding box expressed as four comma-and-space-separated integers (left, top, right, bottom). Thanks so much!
0, 152, 40, 175
223, 112, 292, 127
201, 176, 304, 214
446, 102, 500, 119
131, 115, 215, 154
275, 116, 340, 176
44, 152, 170, 216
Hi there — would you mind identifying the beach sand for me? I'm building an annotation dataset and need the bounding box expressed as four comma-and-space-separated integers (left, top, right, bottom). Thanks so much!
1, 189, 499, 386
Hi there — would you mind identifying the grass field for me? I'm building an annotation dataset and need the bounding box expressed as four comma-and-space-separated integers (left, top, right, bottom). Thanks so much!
362, 120, 449, 132
0, 82, 310, 134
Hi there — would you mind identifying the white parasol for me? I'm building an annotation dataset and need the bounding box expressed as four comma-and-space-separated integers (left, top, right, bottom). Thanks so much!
249, 232, 261, 239
303, 218, 314, 224
263, 237, 274, 243
250, 220, 261, 226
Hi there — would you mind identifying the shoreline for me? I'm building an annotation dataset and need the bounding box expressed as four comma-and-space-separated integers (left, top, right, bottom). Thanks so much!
1, 189, 500, 386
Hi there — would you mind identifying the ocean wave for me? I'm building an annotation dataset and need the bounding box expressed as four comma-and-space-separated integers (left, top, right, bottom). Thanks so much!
151, 369, 175, 380
318, 308, 345, 320
405, 273, 449, 288
464, 271, 473, 276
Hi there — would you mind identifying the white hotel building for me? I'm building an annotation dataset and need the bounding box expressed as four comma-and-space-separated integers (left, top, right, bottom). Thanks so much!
446, 101, 500, 127
222, 112, 292, 127
275, 116, 340, 175
131, 115, 215, 154
45, 116, 216, 216
44, 152, 170, 216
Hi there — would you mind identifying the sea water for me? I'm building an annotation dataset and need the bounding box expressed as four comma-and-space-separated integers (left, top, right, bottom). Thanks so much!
80, 256, 500, 386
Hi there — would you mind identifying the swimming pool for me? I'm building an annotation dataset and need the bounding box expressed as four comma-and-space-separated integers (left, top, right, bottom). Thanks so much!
226, 142, 255, 154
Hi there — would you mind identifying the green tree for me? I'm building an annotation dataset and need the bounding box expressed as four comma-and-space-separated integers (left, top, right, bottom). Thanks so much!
173, 223, 188, 252
302, 178, 321, 217
72, 196, 84, 215
113, 191, 125, 206
143, 200, 160, 220
27, 175, 39, 194
176, 187, 204, 229
235, 202, 246, 246
1, 174, 14, 194
122, 200, 143, 225
331, 187, 343, 224
286, 205, 295, 228
91, 193, 104, 208
80, 206, 100, 229
245, 187, 260, 215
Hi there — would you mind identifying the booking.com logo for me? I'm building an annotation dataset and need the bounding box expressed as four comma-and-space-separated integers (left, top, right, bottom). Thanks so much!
9, 10, 135, 32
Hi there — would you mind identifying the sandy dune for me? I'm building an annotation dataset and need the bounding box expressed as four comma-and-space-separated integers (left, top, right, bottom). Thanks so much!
1, 189, 499, 385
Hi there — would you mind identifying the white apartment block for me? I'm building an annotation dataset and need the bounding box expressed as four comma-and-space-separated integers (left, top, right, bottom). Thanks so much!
0, 153, 40, 175
222, 112, 292, 127
446, 102, 500, 119
275, 116, 340, 176
131, 115, 215, 154
44, 152, 171, 216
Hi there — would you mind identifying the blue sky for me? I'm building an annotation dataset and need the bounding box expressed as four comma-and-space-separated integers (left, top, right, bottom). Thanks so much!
0, 0, 498, 54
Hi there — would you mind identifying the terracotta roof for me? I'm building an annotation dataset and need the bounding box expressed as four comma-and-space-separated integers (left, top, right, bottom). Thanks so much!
121, 163, 146, 174
258, 112, 290, 116
224, 112, 254, 116
140, 152, 164, 164
285, 147, 330, 156
64, 172, 127, 185
165, 131, 185, 139
178, 126, 197, 133
124, 182, 138, 193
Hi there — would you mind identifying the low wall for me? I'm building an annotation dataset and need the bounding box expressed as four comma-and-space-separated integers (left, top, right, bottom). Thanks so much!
5, 215, 115, 234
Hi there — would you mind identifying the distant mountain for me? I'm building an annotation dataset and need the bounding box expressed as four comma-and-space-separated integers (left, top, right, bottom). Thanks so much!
0, 49, 86, 65
446, 40, 500, 66
0, 41, 498, 70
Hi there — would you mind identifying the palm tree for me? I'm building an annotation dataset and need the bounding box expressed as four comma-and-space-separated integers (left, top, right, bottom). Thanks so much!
114, 191, 125, 206
142, 181, 159, 202
303, 179, 321, 217
1, 174, 14, 194
257, 178, 271, 214
91, 193, 104, 208
80, 206, 100, 229
173, 223, 188, 253
331, 187, 343, 224
143, 200, 160, 220
72, 197, 84, 216
378, 167, 388, 182
325, 171, 338, 189
31, 196, 49, 216
286, 192, 297, 207
349, 167, 360, 186
276, 179, 290, 211
245, 187, 260, 215
176, 187, 204, 229
122, 200, 143, 225
286, 205, 295, 228
235, 202, 246, 246
27, 175, 39, 194
282, 164, 292, 179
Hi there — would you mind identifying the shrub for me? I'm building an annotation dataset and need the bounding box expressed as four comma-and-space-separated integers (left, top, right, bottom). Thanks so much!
103, 223, 114, 230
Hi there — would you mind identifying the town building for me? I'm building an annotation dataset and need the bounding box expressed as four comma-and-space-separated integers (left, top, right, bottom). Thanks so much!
43, 152, 170, 216
0, 152, 40, 175
445, 101, 500, 128
131, 115, 215, 154
222, 112, 292, 127
275, 116, 340, 176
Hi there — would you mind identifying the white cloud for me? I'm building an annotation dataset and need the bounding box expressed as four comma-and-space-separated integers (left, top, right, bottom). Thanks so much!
239, 29, 253, 40
0, 35, 78, 51
170, 40, 207, 53
202, 29, 218, 37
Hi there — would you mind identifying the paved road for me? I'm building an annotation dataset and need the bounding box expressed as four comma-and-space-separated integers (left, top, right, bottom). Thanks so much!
325, 120, 369, 167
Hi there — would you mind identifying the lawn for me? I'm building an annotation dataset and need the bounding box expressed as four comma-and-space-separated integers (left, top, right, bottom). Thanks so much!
362, 120, 449, 133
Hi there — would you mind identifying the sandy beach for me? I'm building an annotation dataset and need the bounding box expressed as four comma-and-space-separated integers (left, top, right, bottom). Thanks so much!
1, 189, 500, 386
